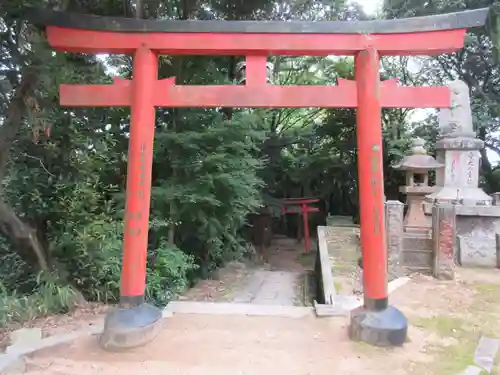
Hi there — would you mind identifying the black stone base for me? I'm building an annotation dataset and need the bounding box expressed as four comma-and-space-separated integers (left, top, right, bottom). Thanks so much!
98, 303, 163, 351
349, 305, 408, 347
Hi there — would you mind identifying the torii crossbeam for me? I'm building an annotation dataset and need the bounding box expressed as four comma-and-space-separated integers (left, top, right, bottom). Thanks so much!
25, 7, 489, 351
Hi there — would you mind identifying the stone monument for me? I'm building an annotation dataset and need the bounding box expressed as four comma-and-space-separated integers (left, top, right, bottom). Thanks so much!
425, 80, 492, 205
425, 80, 500, 268
394, 137, 443, 232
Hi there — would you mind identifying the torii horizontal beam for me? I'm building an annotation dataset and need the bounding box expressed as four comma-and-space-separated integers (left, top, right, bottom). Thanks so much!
60, 77, 451, 108
25, 8, 489, 56
42, 27, 466, 55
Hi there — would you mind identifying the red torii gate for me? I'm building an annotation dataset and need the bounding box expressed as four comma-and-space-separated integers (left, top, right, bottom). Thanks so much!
281, 198, 320, 253
26, 7, 489, 350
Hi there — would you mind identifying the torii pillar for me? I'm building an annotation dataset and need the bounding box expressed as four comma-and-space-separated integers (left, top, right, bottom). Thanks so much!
25, 6, 489, 350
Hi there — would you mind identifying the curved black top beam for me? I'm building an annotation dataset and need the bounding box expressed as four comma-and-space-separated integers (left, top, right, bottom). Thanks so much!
24, 7, 489, 35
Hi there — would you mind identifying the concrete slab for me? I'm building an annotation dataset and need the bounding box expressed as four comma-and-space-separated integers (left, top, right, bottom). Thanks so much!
0, 355, 26, 374
166, 301, 313, 318
314, 277, 410, 316
458, 365, 483, 375
9, 328, 42, 347
232, 270, 300, 306
473, 335, 500, 373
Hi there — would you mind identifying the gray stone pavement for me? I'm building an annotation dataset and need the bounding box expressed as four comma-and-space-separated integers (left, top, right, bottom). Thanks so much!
232, 270, 301, 306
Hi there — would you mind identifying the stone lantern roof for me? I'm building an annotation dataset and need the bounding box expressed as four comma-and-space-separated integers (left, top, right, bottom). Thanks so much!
393, 138, 443, 171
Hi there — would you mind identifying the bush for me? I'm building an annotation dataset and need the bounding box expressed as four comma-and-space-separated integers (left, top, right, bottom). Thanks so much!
146, 242, 198, 307
0, 221, 198, 326
0, 273, 77, 326
55, 218, 197, 307
52, 216, 123, 303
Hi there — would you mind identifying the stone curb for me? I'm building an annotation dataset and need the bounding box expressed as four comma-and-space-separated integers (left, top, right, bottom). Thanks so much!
314, 277, 410, 317
0, 309, 174, 373
0, 327, 102, 373
165, 301, 314, 318
316, 226, 337, 305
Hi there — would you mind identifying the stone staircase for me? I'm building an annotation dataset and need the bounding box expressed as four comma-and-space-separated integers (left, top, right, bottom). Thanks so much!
402, 231, 433, 274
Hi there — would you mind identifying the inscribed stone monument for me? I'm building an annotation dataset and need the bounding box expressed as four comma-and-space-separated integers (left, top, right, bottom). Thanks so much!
426, 80, 500, 268
426, 80, 492, 205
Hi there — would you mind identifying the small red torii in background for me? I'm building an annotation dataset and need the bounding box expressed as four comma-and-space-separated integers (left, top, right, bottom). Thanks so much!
281, 198, 320, 254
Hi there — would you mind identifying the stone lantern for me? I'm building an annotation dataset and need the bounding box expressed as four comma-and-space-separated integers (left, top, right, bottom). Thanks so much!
393, 138, 444, 232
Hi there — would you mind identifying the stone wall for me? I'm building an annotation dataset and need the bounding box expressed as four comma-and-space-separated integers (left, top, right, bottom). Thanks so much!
456, 206, 500, 267
386, 200, 434, 276
324, 196, 500, 285
386, 198, 500, 278
402, 234, 433, 272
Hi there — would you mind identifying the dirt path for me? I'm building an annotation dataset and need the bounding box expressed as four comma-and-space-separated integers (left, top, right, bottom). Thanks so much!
21, 314, 400, 375
182, 236, 315, 306
0, 236, 312, 352
19, 267, 500, 375
6, 233, 500, 375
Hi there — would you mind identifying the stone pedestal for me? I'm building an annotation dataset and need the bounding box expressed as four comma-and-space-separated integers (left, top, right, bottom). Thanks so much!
455, 205, 500, 267
98, 304, 163, 351
426, 138, 492, 205
349, 305, 408, 347
401, 186, 438, 231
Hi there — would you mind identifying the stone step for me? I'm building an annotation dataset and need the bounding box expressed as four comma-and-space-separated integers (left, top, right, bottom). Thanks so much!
165, 301, 313, 318
325, 227, 360, 248
404, 266, 432, 275
403, 236, 432, 251
403, 249, 433, 268
232, 270, 300, 306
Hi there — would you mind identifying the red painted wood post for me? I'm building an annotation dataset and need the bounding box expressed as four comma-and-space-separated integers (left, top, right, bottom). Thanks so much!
302, 203, 310, 253
245, 55, 268, 86
120, 47, 158, 306
355, 47, 388, 310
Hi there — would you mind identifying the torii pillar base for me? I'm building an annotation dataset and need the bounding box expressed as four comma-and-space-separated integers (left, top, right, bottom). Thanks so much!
99, 303, 163, 351
349, 305, 408, 347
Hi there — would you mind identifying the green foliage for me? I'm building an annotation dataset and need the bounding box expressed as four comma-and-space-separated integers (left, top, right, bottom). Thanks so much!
0, 272, 77, 326
153, 109, 265, 274
146, 244, 197, 307
0, 0, 270, 325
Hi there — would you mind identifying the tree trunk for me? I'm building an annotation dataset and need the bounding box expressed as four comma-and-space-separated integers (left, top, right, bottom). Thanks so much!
0, 0, 74, 272
0, 200, 48, 270
0, 65, 49, 271
168, 200, 176, 246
